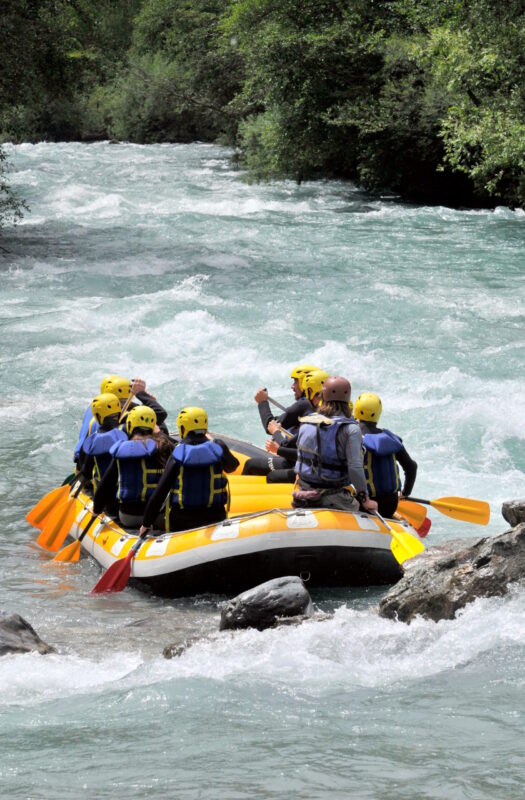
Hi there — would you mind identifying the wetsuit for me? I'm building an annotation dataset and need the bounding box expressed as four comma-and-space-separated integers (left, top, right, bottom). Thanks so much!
243, 396, 312, 477
93, 437, 169, 527
359, 420, 417, 517
76, 416, 122, 497
257, 395, 312, 435
74, 390, 168, 464
142, 434, 239, 532
121, 391, 169, 434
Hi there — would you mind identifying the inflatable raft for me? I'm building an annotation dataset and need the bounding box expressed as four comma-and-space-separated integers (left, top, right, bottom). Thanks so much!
32, 435, 424, 597
64, 488, 411, 596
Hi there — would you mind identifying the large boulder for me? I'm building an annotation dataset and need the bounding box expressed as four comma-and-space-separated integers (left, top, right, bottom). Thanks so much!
379, 523, 525, 624
0, 613, 56, 656
501, 499, 525, 527
220, 576, 314, 631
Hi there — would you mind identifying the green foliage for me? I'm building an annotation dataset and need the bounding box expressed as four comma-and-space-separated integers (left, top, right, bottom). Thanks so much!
0, 145, 26, 229
0, 0, 523, 207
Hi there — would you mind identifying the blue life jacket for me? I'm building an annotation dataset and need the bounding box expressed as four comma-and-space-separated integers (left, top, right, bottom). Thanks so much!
83, 428, 127, 491
362, 429, 402, 497
74, 406, 99, 460
295, 415, 355, 488
167, 440, 228, 512
110, 438, 164, 505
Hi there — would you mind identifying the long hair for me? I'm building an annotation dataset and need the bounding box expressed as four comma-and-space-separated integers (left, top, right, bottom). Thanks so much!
131, 430, 174, 466
318, 400, 352, 418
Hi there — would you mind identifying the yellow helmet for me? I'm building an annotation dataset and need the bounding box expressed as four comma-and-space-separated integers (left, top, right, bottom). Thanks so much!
290, 364, 320, 391
104, 375, 131, 399
100, 374, 119, 394
177, 406, 208, 438
91, 393, 121, 425
126, 405, 157, 436
354, 392, 382, 423
303, 370, 330, 401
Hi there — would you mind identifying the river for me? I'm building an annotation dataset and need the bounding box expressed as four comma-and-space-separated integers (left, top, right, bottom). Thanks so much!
1, 142, 524, 799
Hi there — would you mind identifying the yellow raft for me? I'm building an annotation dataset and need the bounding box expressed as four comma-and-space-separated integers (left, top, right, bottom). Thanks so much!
60, 479, 420, 597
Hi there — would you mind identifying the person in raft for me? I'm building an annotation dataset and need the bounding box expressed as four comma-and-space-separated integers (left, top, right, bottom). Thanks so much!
353, 392, 417, 518
262, 370, 330, 483
93, 406, 174, 528
242, 363, 319, 476
293, 376, 378, 513
138, 407, 239, 535
73, 374, 168, 462
76, 393, 127, 506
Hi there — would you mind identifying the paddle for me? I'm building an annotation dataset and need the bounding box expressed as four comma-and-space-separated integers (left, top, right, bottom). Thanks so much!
36, 483, 84, 552
396, 499, 428, 529
26, 484, 71, 530
376, 511, 425, 564
267, 394, 287, 413
407, 495, 490, 525
90, 531, 149, 594
52, 512, 104, 562
118, 392, 136, 423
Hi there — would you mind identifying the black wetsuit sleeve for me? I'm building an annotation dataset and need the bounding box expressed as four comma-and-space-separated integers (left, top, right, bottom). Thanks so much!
135, 391, 168, 427
276, 433, 298, 462
75, 450, 93, 486
142, 458, 180, 528
93, 459, 118, 515
215, 440, 240, 473
258, 400, 275, 433
276, 397, 312, 432
397, 447, 417, 497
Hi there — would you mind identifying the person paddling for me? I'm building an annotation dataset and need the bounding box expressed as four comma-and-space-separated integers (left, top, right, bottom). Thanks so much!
254, 363, 319, 436
93, 406, 173, 527
77, 393, 127, 505
139, 407, 239, 535
293, 376, 377, 513
262, 370, 330, 483
73, 374, 169, 464
243, 363, 320, 476
354, 392, 417, 518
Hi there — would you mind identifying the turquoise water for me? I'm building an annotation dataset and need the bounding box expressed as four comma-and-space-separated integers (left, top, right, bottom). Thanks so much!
1, 142, 524, 799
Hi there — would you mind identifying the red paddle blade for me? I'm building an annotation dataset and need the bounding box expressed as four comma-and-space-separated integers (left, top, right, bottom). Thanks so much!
417, 517, 432, 538
91, 550, 134, 594
26, 485, 70, 529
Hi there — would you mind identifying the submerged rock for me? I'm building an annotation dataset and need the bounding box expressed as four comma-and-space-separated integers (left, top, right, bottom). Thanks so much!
501, 499, 525, 527
379, 523, 525, 623
220, 576, 313, 631
0, 613, 56, 656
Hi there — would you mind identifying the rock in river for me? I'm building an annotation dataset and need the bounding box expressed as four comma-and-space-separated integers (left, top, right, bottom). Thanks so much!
501, 498, 525, 527
220, 576, 314, 631
0, 612, 56, 656
379, 523, 525, 623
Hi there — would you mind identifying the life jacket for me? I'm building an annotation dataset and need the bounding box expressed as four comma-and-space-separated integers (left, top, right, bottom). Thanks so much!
362, 429, 402, 497
83, 428, 127, 491
110, 438, 165, 505
74, 406, 99, 461
295, 414, 356, 488
166, 440, 228, 519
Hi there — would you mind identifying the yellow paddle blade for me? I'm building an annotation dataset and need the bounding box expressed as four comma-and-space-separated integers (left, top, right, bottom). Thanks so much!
389, 529, 425, 564
36, 500, 78, 552
396, 499, 427, 529
52, 540, 81, 562
430, 496, 490, 525
26, 485, 70, 529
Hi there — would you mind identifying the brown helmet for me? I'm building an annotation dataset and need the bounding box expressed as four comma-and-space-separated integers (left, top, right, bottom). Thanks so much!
322, 376, 351, 402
